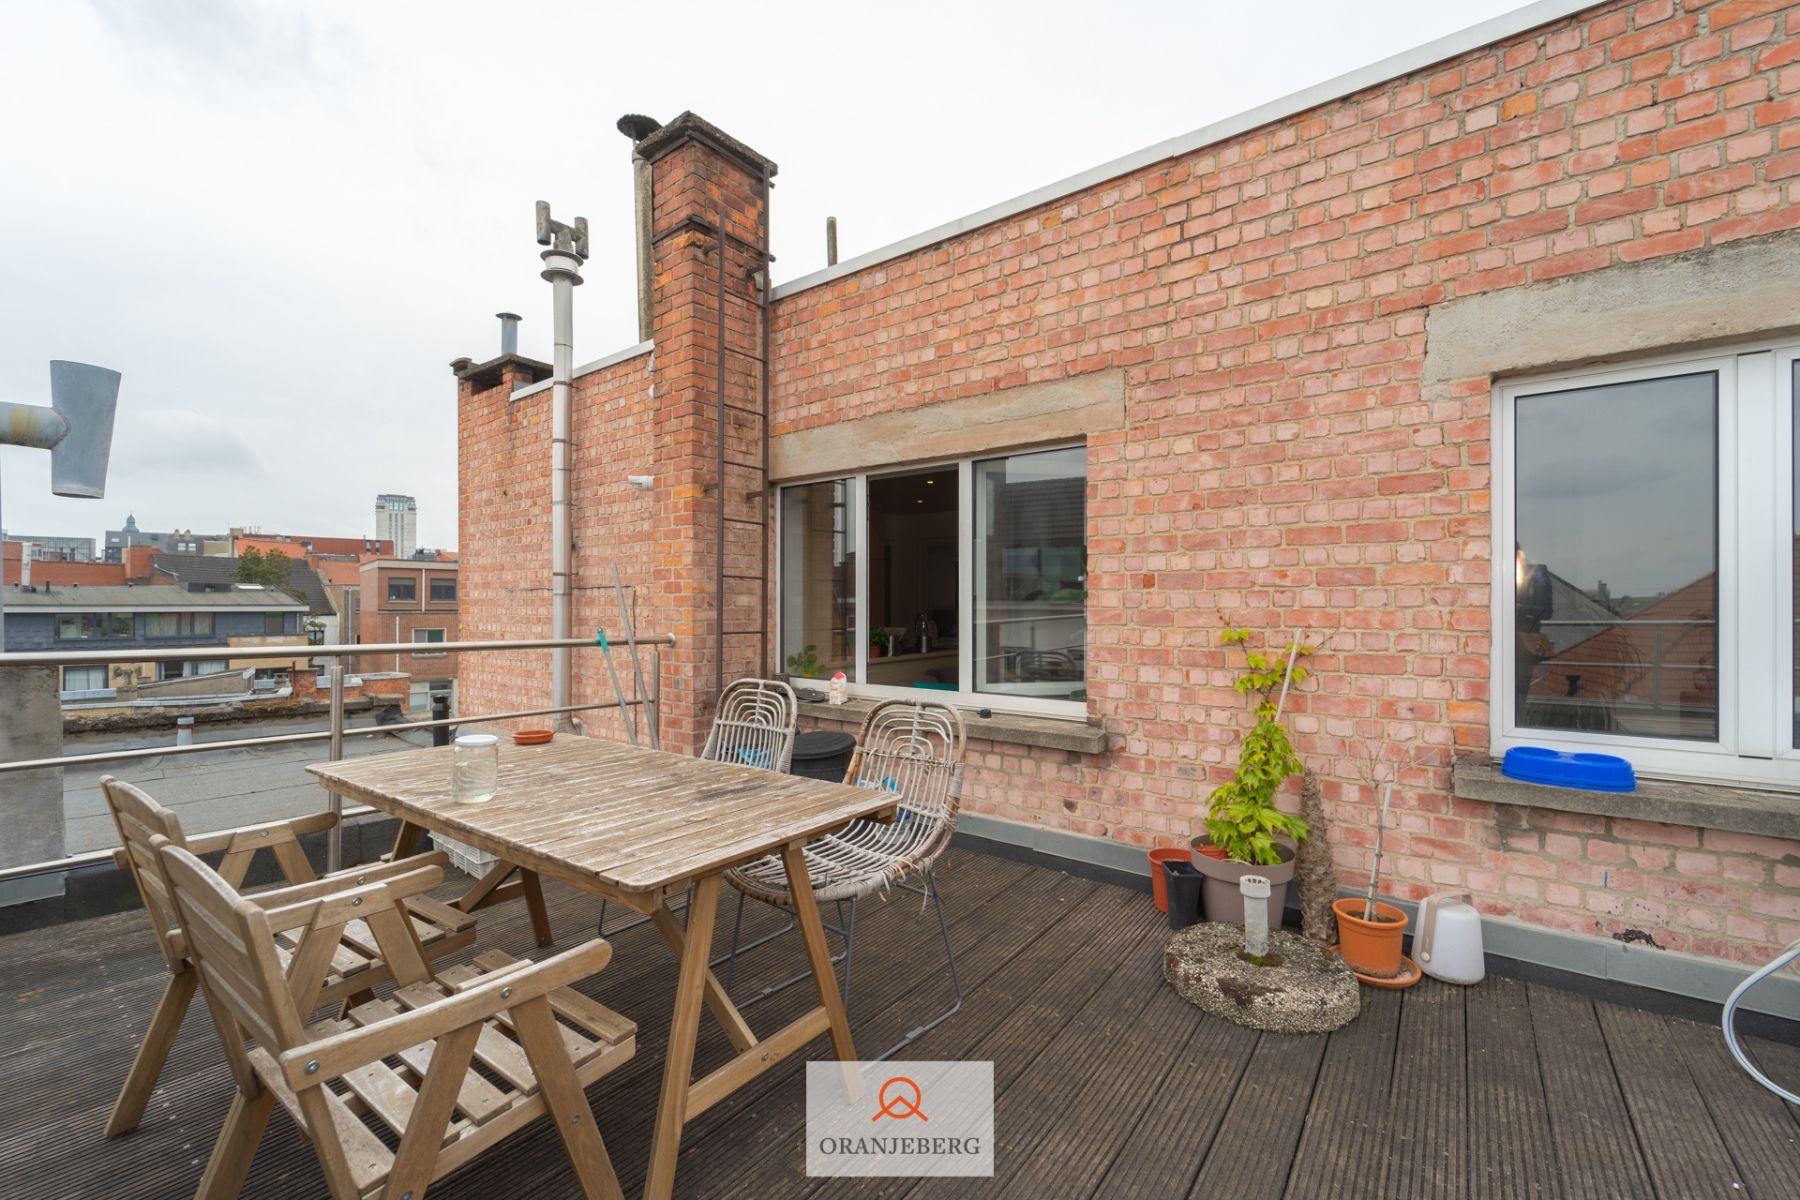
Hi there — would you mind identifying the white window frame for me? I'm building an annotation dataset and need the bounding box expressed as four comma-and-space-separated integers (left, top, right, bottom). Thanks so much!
1490, 339, 1799, 788
412, 627, 447, 658
775, 441, 1089, 720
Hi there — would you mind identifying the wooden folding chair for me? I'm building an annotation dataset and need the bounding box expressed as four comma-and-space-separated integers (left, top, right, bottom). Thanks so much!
156, 839, 634, 1200
101, 776, 478, 1138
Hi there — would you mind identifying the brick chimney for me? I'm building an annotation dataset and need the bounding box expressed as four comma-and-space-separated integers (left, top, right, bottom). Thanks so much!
637, 112, 776, 752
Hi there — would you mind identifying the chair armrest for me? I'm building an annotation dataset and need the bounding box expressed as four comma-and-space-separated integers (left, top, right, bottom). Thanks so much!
279, 939, 614, 1089
245, 851, 448, 914
184, 810, 339, 857
255, 861, 446, 933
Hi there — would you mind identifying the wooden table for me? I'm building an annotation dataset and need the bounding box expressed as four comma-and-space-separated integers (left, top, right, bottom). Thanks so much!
308, 737, 889, 1200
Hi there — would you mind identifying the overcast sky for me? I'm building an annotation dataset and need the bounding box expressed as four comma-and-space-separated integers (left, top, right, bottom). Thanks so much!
2, 0, 1523, 550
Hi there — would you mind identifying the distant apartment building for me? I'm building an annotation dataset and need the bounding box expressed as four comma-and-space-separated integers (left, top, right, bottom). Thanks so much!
0, 534, 94, 562
151, 553, 338, 646
358, 557, 457, 712
374, 495, 418, 560
231, 530, 393, 559
102, 515, 217, 563
1, 583, 308, 698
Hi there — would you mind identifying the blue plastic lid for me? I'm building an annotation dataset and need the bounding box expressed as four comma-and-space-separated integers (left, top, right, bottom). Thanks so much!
1501, 746, 1636, 793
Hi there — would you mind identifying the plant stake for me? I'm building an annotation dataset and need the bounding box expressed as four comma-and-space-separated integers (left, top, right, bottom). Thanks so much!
1364, 780, 1392, 921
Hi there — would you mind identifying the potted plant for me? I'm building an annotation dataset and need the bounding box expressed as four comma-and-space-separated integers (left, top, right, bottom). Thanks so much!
1332, 769, 1411, 980
1191, 628, 1311, 928
869, 629, 890, 659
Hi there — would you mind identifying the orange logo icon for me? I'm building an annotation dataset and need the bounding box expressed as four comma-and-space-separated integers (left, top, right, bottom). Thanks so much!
871, 1076, 928, 1122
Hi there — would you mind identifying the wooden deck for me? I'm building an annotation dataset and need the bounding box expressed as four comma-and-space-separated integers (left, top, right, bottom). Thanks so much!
2, 846, 1797, 1198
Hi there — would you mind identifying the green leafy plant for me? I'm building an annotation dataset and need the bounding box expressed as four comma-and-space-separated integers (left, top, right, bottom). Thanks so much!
784, 644, 823, 679
870, 629, 891, 653
1205, 627, 1313, 866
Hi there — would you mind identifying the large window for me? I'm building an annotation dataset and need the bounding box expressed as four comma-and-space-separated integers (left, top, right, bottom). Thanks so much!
430, 578, 457, 603
55, 613, 132, 640
778, 445, 1087, 716
1494, 344, 1800, 786
412, 628, 446, 657
61, 665, 107, 692
388, 577, 417, 603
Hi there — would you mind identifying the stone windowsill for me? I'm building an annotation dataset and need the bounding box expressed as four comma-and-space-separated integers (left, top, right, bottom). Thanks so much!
1452, 760, 1800, 841
795, 696, 1108, 755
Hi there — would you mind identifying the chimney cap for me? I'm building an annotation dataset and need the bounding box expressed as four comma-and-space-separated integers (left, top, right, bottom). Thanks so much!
616, 113, 662, 141
495, 312, 522, 321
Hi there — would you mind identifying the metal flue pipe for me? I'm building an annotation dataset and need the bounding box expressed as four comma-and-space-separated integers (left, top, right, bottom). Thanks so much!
535, 202, 589, 729
496, 312, 521, 356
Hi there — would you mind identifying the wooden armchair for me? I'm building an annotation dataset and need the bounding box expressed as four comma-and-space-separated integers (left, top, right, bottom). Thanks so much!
156, 839, 634, 1200
100, 776, 478, 1137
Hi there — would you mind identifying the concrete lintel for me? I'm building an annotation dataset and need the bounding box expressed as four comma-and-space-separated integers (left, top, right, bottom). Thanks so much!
1425, 232, 1800, 384
770, 369, 1125, 481
1453, 761, 1800, 841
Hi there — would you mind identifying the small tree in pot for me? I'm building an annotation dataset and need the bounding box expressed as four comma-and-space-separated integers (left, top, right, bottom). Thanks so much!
1192, 628, 1312, 928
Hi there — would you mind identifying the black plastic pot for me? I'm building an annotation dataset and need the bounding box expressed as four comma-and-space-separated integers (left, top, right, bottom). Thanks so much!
789, 730, 856, 782
1164, 861, 1203, 930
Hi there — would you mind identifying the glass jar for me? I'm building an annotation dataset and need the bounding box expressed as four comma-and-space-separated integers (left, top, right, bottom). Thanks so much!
451, 733, 500, 804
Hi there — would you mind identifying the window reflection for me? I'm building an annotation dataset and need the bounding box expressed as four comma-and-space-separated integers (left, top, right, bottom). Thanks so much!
779, 479, 856, 680
974, 447, 1087, 701
1514, 373, 1718, 741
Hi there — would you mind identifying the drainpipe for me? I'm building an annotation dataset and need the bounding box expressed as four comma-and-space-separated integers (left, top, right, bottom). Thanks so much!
535, 202, 588, 728
616, 114, 663, 343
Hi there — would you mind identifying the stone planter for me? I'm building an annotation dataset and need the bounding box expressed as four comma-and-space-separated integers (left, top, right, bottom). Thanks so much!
1190, 836, 1294, 928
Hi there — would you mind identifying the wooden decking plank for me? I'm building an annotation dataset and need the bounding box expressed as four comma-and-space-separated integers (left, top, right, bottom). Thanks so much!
1088, 986, 1260, 1200
1186, 1029, 1327, 1200
1595, 1001, 1749, 1197
1664, 1014, 1800, 1199
1283, 988, 1402, 1199
1464, 976, 1562, 1199
707, 878, 1143, 1200
1381, 981, 1468, 1200
985, 924, 1200, 1200
1526, 984, 1656, 1200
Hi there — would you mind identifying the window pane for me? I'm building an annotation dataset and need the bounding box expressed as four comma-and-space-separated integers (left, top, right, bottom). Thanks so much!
430, 578, 456, 602
867, 468, 959, 689
62, 665, 105, 692
110, 614, 131, 638
1513, 372, 1718, 741
56, 615, 84, 640
191, 611, 213, 637
144, 613, 178, 638
265, 613, 285, 634
973, 447, 1088, 701
779, 479, 857, 679
389, 578, 416, 602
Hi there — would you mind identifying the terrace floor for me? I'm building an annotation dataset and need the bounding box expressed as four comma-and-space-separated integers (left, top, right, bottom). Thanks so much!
3, 846, 1798, 1199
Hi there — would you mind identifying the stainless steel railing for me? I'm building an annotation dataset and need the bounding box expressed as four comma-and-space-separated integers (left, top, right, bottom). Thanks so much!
0, 632, 672, 884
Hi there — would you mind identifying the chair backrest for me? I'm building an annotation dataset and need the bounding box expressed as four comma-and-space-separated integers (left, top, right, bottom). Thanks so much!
155, 840, 308, 1055
102, 776, 190, 969
702, 678, 800, 772
845, 698, 966, 830
157, 839, 439, 1059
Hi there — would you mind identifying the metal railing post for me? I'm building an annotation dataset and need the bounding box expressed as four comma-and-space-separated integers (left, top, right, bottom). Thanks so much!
326, 662, 345, 872
651, 645, 663, 749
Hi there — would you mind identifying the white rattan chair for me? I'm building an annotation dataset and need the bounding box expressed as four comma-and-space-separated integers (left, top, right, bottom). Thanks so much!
721, 698, 966, 1060
598, 678, 799, 936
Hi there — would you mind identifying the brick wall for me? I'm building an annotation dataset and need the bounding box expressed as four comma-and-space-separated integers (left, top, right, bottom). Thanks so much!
458, 0, 1800, 967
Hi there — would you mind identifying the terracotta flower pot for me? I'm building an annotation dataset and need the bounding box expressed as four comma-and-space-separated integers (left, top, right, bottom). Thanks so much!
1147, 847, 1191, 913
1333, 897, 1409, 977
1189, 836, 1294, 928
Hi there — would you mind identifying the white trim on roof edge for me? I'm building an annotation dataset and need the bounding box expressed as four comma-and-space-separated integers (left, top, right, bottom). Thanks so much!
770, 0, 1601, 301
511, 340, 654, 401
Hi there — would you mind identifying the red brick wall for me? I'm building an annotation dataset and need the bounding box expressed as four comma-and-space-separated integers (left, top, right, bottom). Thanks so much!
458, 351, 660, 741
459, 0, 1800, 967
359, 564, 460, 679
763, 0, 1800, 967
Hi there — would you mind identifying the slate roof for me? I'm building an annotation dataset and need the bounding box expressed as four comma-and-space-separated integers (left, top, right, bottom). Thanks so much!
151, 554, 334, 616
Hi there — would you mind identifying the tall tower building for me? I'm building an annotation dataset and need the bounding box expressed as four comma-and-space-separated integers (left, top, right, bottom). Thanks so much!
374, 493, 418, 559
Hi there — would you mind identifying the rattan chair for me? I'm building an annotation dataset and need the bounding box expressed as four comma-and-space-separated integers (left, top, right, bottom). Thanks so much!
598, 678, 799, 937
721, 698, 966, 1060
99, 777, 476, 1139
155, 839, 633, 1200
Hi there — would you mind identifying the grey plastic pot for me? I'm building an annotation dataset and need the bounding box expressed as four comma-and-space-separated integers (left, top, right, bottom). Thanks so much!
1189, 836, 1295, 928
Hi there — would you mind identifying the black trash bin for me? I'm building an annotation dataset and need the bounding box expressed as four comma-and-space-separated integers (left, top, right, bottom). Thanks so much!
790, 730, 856, 782
1164, 860, 1203, 930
